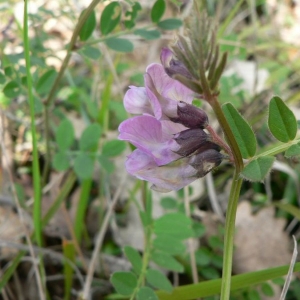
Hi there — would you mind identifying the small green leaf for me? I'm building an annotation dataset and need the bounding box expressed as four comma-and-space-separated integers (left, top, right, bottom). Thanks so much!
195, 248, 211, 266
4, 66, 13, 77
55, 118, 75, 151
157, 18, 182, 30
285, 143, 300, 157
151, 0, 166, 23
3, 80, 20, 98
110, 271, 137, 296
124, 2, 142, 29
261, 282, 274, 297
36, 69, 57, 94
200, 267, 220, 280
241, 156, 275, 182
73, 153, 94, 179
222, 103, 257, 158
0, 71, 6, 84
160, 197, 177, 209
268, 96, 297, 142
98, 155, 115, 173
151, 251, 184, 272
124, 246, 142, 275
52, 152, 70, 171
105, 38, 134, 53
134, 29, 161, 40
247, 289, 261, 300
154, 212, 193, 240
146, 269, 173, 293
80, 46, 101, 60
192, 222, 206, 238
100, 2, 121, 35
79, 123, 102, 151
102, 140, 126, 157
137, 287, 159, 300
79, 9, 96, 41
153, 235, 186, 255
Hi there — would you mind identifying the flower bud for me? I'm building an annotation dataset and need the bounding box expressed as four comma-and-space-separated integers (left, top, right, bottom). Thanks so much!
160, 47, 193, 79
173, 128, 208, 156
171, 101, 209, 129
189, 149, 223, 177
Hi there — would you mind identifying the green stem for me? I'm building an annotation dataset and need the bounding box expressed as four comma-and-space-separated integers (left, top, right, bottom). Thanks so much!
206, 95, 244, 300
220, 172, 243, 300
23, 0, 42, 247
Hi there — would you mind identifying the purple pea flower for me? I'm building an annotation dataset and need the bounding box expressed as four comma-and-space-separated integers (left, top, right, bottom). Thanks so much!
118, 51, 223, 192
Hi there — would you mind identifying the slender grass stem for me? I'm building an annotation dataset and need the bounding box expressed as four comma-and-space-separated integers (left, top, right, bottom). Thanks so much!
23, 1, 46, 298
23, 0, 42, 248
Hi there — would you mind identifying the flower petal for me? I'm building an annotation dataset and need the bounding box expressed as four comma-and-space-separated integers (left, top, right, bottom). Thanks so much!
118, 115, 180, 165
126, 149, 199, 192
124, 86, 153, 115
146, 63, 194, 104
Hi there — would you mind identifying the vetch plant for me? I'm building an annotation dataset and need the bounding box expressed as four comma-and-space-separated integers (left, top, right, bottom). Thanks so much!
113, 5, 300, 300
118, 62, 226, 192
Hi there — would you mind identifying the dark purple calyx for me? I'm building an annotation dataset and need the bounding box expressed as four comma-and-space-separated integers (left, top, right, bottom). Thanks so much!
189, 149, 223, 177
174, 128, 209, 157
171, 101, 208, 129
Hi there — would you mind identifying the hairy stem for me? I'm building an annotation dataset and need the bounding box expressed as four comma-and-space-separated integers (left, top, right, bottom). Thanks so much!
206, 95, 244, 300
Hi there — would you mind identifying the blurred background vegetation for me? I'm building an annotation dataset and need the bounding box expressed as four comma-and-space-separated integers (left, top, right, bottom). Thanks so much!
0, 0, 300, 299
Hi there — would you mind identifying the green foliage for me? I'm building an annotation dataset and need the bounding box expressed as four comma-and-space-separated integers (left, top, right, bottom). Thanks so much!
36, 69, 57, 95
102, 140, 126, 157
137, 287, 159, 300
55, 118, 75, 151
151, 251, 184, 272
151, 0, 166, 23
146, 269, 173, 293
4, 1, 300, 299
105, 38, 134, 52
124, 246, 143, 275
241, 157, 275, 182
153, 213, 194, 239
73, 153, 94, 179
100, 2, 121, 35
79, 9, 96, 41
134, 29, 161, 40
79, 123, 102, 151
222, 103, 257, 158
110, 271, 138, 296
157, 18, 183, 30
285, 143, 300, 157
268, 96, 298, 142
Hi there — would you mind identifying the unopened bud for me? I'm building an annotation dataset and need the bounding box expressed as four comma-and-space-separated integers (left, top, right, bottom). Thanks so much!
171, 101, 208, 129
161, 47, 193, 79
174, 128, 208, 157
189, 149, 223, 177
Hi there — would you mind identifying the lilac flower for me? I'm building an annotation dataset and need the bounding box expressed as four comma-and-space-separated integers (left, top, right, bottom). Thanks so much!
118, 52, 223, 192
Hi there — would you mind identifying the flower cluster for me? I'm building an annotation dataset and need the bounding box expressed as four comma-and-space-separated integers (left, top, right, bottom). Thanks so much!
118, 49, 224, 192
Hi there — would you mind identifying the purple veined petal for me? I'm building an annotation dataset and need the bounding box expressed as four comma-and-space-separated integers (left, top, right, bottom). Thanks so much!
146, 63, 195, 105
118, 115, 180, 165
126, 149, 199, 193
123, 86, 153, 115
160, 119, 187, 138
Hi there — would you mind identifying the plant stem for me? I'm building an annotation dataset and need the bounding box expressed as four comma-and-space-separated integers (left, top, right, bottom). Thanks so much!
205, 95, 244, 300
23, 0, 42, 247
220, 172, 243, 300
